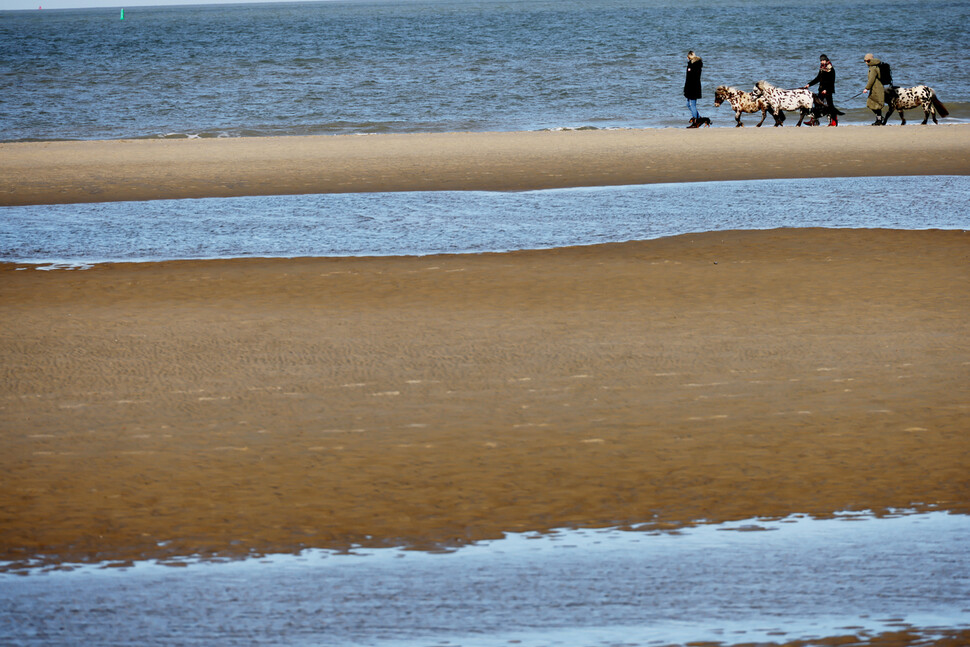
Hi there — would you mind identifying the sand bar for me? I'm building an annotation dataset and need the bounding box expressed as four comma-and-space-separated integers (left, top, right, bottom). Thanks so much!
2, 125, 970, 206
1, 228, 968, 569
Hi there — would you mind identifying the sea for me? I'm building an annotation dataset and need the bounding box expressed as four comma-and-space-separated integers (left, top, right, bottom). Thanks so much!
2, 512, 969, 646
2, 0, 969, 140
3, 175, 970, 266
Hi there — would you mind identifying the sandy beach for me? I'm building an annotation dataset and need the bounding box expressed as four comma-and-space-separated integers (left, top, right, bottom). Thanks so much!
2, 126, 970, 575
1, 225, 968, 570
2, 125, 970, 205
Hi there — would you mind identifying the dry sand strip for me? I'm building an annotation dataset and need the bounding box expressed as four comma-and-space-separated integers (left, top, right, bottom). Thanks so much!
1, 228, 968, 570
2, 125, 970, 206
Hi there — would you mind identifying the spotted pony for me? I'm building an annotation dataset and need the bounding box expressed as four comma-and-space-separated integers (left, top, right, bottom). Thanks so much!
883, 85, 948, 125
749, 80, 815, 127
714, 85, 769, 127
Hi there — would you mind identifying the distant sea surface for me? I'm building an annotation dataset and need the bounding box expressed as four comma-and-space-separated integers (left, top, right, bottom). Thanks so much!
2, 0, 969, 141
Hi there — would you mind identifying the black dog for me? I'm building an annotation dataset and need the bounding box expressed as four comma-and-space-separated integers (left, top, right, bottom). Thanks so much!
806, 93, 844, 126
687, 116, 712, 128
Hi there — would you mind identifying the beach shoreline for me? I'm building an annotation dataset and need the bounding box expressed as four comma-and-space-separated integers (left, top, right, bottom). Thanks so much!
2, 228, 968, 571
2, 125, 970, 206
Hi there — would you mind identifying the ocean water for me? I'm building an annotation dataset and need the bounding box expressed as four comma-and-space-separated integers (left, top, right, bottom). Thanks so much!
2, 512, 968, 646
3, 175, 969, 266
2, 0, 969, 141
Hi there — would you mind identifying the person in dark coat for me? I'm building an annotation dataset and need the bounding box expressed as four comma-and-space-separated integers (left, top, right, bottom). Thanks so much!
805, 54, 838, 126
684, 50, 703, 128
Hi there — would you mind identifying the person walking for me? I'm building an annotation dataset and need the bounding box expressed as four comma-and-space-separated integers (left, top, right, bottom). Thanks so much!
684, 50, 704, 128
862, 53, 885, 125
805, 54, 838, 126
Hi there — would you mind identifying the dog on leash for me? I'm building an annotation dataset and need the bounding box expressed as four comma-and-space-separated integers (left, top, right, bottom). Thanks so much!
805, 94, 844, 126
687, 116, 712, 128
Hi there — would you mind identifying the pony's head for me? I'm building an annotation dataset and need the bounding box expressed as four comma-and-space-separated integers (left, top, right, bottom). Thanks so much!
751, 80, 772, 98
714, 85, 729, 106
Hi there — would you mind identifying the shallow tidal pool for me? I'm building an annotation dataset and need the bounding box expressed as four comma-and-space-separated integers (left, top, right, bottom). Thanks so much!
1, 511, 968, 646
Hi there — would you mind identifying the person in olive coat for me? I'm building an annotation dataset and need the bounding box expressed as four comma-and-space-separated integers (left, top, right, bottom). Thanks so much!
863, 53, 885, 125
684, 50, 703, 127
805, 54, 838, 126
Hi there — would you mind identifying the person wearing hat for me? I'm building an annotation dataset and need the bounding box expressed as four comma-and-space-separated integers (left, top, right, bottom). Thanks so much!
862, 53, 885, 125
805, 54, 839, 126
684, 50, 704, 128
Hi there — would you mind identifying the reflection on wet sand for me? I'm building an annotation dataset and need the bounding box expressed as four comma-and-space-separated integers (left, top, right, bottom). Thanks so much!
2, 512, 968, 646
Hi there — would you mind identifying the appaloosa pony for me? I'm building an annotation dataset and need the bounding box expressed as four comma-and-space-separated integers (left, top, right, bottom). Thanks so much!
714, 85, 769, 127
750, 80, 815, 127
883, 85, 948, 125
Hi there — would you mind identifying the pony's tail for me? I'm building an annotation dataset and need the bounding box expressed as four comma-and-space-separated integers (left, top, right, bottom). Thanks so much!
931, 94, 950, 118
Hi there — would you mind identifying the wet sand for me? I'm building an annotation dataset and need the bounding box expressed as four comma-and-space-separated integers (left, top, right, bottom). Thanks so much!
2, 125, 970, 206
1, 228, 968, 570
